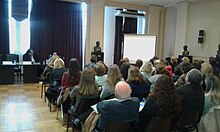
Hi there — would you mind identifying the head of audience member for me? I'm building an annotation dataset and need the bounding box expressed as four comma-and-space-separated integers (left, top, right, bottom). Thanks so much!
153, 59, 162, 67
185, 69, 203, 84
90, 55, 97, 63
79, 68, 98, 96
54, 58, 65, 69
171, 56, 178, 64
192, 59, 203, 71
201, 62, 213, 76
127, 66, 146, 83
150, 75, 181, 116
209, 57, 217, 67
48, 55, 59, 67
181, 57, 190, 64
150, 56, 159, 65
123, 57, 130, 63
106, 65, 122, 89
181, 62, 194, 74
69, 58, 80, 83
93, 62, 106, 76
120, 62, 131, 81
53, 52, 57, 56
118, 59, 126, 69
115, 81, 132, 99
141, 61, 153, 73
135, 59, 143, 69
155, 64, 166, 75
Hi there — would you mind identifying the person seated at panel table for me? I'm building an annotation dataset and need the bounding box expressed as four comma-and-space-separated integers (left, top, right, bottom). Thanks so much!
23, 49, 40, 63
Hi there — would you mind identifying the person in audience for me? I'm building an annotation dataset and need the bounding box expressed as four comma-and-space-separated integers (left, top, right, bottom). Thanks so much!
23, 49, 40, 63
170, 56, 178, 73
149, 56, 159, 66
174, 57, 191, 77
199, 68, 220, 132
162, 59, 172, 77
118, 58, 126, 69
182, 45, 189, 56
177, 69, 204, 114
50, 58, 68, 85
93, 62, 107, 87
62, 58, 82, 94
201, 62, 217, 92
127, 66, 151, 101
84, 55, 97, 69
148, 64, 167, 92
45, 58, 68, 103
135, 59, 143, 70
123, 57, 130, 63
60, 58, 82, 114
141, 61, 153, 80
42, 54, 59, 83
216, 44, 220, 68
175, 61, 194, 88
70, 67, 99, 113
203, 72, 220, 115
135, 75, 181, 132
209, 57, 220, 77
95, 81, 139, 131
192, 59, 203, 71
100, 65, 122, 100
120, 62, 131, 81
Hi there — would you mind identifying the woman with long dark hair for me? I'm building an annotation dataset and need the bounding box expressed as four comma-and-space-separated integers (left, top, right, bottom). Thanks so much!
62, 58, 82, 94
135, 75, 181, 132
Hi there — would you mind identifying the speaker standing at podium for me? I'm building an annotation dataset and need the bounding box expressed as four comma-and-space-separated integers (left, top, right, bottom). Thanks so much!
94, 41, 101, 53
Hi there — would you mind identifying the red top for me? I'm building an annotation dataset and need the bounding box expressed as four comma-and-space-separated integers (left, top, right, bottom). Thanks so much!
62, 71, 82, 93
165, 65, 173, 77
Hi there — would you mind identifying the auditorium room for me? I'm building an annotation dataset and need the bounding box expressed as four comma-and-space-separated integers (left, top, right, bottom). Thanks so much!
0, 0, 220, 131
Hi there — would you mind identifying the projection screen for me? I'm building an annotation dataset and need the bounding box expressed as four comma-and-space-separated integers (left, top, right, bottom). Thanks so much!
123, 35, 156, 63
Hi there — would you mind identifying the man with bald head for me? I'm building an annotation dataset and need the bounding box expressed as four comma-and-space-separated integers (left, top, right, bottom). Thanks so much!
95, 81, 139, 131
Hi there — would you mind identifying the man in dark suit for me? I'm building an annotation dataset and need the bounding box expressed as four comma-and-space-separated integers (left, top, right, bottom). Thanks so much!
177, 69, 204, 112
23, 49, 40, 63
94, 81, 140, 131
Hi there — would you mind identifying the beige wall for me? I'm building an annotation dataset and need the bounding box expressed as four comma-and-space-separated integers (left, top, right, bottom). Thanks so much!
164, 0, 220, 61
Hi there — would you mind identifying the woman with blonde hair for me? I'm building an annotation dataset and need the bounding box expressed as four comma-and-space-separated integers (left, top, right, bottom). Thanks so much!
201, 62, 216, 92
127, 66, 151, 101
45, 58, 68, 103
70, 68, 99, 110
100, 65, 123, 100
42, 54, 59, 82
141, 61, 153, 80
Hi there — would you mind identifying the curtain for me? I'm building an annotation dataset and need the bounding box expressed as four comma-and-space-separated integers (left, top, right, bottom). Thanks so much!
113, 16, 123, 64
113, 16, 137, 64
0, 1, 9, 54
124, 17, 137, 33
30, 0, 82, 66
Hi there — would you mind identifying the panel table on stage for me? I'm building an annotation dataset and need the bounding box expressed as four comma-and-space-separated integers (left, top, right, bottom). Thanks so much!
0, 62, 40, 84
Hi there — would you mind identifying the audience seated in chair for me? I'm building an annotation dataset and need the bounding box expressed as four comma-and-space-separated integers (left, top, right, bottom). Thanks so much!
135, 75, 181, 132
69, 67, 99, 129
45, 58, 68, 104
94, 81, 140, 131
141, 61, 153, 81
100, 65, 122, 100
93, 62, 107, 87
127, 66, 151, 101
175, 69, 205, 131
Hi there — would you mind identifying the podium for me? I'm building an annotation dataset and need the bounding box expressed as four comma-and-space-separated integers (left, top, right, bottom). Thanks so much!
91, 52, 104, 62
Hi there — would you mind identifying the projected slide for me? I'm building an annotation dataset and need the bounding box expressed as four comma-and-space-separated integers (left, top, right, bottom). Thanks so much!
123, 35, 156, 63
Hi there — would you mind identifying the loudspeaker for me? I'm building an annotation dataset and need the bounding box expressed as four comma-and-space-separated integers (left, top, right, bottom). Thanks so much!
198, 37, 204, 43
199, 30, 204, 36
